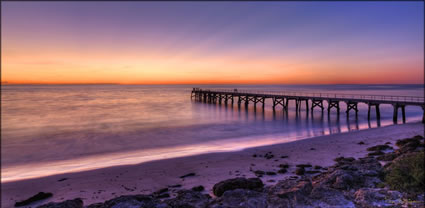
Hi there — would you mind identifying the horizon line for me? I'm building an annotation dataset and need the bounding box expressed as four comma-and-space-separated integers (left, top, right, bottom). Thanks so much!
1, 83, 424, 86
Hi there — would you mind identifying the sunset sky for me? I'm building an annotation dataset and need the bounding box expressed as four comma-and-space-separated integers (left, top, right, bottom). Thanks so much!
2, 2, 424, 84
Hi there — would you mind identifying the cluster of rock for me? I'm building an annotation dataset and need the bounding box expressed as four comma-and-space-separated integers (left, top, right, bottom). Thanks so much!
23, 135, 424, 208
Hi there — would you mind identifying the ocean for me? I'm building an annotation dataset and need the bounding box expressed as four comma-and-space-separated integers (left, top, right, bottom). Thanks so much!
1, 84, 424, 182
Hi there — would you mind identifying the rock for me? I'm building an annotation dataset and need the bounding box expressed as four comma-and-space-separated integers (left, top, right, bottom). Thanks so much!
305, 170, 321, 174
252, 154, 257, 157
212, 177, 264, 197
264, 152, 274, 159
277, 169, 287, 174
86, 195, 164, 208
180, 173, 196, 178
309, 187, 355, 207
280, 156, 288, 159
254, 170, 265, 177
314, 165, 322, 169
266, 171, 276, 176
168, 184, 182, 188
396, 137, 421, 148
279, 163, 289, 169
191, 186, 204, 192
295, 167, 305, 175
156, 193, 170, 199
209, 189, 267, 208
165, 190, 210, 208
268, 179, 313, 207
37, 198, 83, 208
368, 151, 384, 156
154, 188, 168, 195
310, 148, 316, 150
296, 164, 312, 168
366, 144, 393, 151
334, 157, 355, 164
15, 192, 53, 207
57, 178, 68, 182
358, 141, 365, 145
354, 188, 403, 207
376, 152, 398, 161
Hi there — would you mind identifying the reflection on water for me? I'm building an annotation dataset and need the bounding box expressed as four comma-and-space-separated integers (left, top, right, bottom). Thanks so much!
1, 84, 423, 182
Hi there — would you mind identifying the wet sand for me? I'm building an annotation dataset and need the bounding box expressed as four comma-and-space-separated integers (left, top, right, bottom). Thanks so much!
2, 122, 424, 208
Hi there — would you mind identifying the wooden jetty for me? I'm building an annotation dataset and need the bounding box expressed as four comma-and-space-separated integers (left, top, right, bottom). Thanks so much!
191, 88, 425, 123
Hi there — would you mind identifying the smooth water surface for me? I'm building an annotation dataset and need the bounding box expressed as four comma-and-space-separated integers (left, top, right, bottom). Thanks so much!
1, 84, 424, 182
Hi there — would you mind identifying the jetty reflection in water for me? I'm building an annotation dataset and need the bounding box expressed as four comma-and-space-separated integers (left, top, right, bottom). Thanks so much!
191, 98, 407, 137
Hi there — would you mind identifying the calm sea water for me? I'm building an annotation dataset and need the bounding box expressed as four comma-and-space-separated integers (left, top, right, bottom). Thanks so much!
1, 84, 424, 182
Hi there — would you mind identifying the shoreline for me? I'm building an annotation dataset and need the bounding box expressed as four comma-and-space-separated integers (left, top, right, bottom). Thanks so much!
2, 122, 424, 207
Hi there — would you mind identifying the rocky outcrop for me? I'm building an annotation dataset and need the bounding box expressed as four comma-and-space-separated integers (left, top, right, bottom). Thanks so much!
212, 177, 264, 197
37, 199, 83, 208
33, 135, 424, 208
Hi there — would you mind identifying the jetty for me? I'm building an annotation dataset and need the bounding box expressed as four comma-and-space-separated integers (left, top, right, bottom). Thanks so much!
191, 88, 425, 123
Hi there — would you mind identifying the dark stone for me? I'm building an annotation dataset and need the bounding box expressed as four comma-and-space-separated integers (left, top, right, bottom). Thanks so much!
310, 148, 316, 150
295, 167, 305, 175
305, 170, 321, 174
154, 188, 168, 195
86, 195, 163, 208
191, 186, 204, 192
57, 178, 68, 182
254, 170, 265, 176
334, 157, 355, 163
209, 189, 267, 208
165, 190, 210, 208
314, 165, 322, 169
157, 193, 170, 199
376, 152, 398, 161
279, 163, 289, 169
264, 152, 274, 159
280, 156, 289, 159
37, 198, 83, 208
368, 151, 384, 156
396, 137, 421, 148
354, 188, 403, 207
358, 141, 365, 145
15, 192, 53, 207
278, 169, 287, 174
366, 145, 393, 151
296, 164, 312, 168
252, 154, 257, 157
180, 173, 196, 178
212, 177, 264, 197
266, 171, 276, 176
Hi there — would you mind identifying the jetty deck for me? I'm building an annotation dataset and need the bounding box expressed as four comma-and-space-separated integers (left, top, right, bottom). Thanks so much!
191, 88, 425, 123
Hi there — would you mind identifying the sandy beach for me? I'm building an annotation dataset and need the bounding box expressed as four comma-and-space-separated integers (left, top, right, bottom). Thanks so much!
2, 122, 424, 208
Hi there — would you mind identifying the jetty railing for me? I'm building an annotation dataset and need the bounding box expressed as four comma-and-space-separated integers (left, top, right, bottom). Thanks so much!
194, 88, 424, 103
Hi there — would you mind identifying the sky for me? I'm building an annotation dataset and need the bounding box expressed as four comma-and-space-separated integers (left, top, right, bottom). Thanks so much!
1, 2, 424, 84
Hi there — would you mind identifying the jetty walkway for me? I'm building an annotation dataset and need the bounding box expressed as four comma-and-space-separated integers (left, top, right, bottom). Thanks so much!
191, 88, 425, 123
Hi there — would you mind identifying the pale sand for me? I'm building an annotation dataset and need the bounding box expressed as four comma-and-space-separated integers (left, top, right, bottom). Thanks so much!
2, 122, 424, 208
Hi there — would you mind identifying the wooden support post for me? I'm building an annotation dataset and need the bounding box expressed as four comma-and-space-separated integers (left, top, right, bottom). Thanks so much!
346, 102, 358, 117
311, 100, 324, 112
393, 105, 398, 123
328, 100, 340, 115
402, 105, 406, 123
368, 104, 371, 120
262, 97, 265, 109
376, 104, 380, 120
